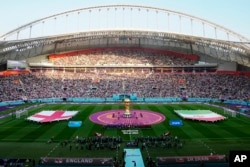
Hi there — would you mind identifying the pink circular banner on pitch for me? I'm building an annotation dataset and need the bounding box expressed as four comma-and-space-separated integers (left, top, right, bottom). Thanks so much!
89, 109, 165, 125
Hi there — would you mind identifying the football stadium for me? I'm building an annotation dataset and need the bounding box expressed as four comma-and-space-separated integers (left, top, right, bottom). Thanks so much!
0, 2, 250, 167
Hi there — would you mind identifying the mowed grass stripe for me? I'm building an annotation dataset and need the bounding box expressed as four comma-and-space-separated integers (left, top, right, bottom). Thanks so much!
0, 119, 35, 140
53, 123, 79, 141
219, 125, 250, 138
1, 122, 42, 142
131, 104, 141, 110
0, 142, 58, 160
147, 105, 168, 136
17, 122, 56, 142
54, 105, 95, 140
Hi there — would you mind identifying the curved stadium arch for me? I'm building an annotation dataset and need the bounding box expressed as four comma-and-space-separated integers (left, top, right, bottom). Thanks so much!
0, 4, 250, 105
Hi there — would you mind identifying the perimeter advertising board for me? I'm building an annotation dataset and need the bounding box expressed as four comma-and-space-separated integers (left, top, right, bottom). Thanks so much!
39, 157, 113, 166
169, 119, 183, 126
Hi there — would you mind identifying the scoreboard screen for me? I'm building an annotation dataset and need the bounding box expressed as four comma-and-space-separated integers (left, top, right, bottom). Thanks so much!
7, 60, 28, 70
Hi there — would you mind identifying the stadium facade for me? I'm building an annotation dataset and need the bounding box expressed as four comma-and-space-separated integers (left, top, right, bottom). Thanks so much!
0, 5, 249, 69
0, 4, 250, 103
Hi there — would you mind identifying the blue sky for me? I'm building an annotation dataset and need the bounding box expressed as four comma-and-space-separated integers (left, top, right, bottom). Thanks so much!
0, 0, 249, 39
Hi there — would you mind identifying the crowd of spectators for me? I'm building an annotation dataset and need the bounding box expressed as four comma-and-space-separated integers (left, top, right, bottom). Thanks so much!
50, 49, 196, 66
0, 69, 249, 102
0, 50, 248, 101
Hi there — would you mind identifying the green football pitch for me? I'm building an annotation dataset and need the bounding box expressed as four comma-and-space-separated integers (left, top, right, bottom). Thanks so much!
0, 103, 250, 162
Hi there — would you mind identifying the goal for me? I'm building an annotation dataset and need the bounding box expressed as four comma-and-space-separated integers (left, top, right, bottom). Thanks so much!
223, 107, 237, 117
16, 109, 28, 119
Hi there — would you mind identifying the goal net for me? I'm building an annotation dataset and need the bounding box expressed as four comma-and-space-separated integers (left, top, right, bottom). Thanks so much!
223, 107, 236, 117
16, 109, 28, 119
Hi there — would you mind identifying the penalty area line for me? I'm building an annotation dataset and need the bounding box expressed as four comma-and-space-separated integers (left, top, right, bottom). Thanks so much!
198, 140, 216, 155
46, 143, 60, 158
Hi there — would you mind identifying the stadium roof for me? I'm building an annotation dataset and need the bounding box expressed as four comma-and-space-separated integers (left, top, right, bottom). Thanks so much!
0, 4, 250, 66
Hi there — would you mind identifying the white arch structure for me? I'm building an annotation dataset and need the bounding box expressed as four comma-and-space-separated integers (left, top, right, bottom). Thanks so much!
0, 4, 250, 66
1, 4, 250, 42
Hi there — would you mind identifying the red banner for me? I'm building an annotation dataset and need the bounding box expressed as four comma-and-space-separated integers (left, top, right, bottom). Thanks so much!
48, 47, 199, 60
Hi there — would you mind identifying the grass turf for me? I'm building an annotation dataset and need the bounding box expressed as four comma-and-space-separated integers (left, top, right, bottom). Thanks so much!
0, 103, 249, 162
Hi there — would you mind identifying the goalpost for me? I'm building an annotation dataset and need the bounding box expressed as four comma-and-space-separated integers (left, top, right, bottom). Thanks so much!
223, 107, 237, 118
16, 110, 28, 119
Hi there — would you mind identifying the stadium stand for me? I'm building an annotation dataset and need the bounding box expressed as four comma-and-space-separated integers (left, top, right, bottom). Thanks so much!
49, 48, 197, 66
0, 68, 249, 102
